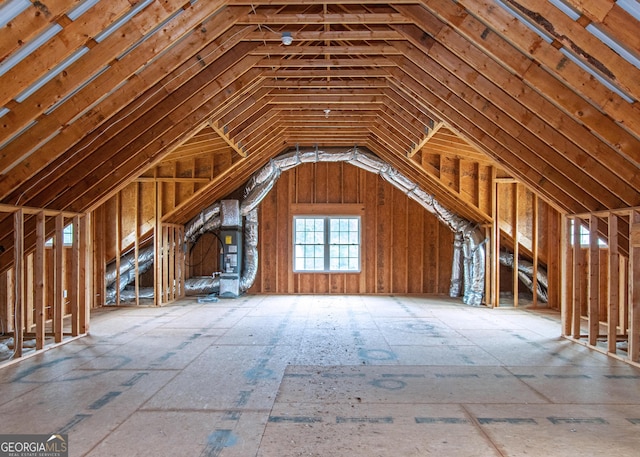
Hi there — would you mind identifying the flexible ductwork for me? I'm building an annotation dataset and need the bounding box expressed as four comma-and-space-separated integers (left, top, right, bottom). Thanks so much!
184, 276, 219, 295
499, 251, 548, 302
105, 245, 155, 303
114, 147, 486, 305
186, 147, 485, 305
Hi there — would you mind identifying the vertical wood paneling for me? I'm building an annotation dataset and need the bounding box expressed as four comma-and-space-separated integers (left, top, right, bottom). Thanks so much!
391, 187, 408, 293
316, 162, 329, 203
261, 185, 278, 293
407, 199, 424, 294
424, 208, 439, 292
364, 172, 377, 293
438, 223, 454, 294
342, 164, 358, 204
276, 167, 291, 293
250, 162, 455, 295
376, 177, 392, 294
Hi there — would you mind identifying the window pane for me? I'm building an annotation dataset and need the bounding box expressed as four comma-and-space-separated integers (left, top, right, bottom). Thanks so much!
63, 224, 73, 244
295, 216, 359, 272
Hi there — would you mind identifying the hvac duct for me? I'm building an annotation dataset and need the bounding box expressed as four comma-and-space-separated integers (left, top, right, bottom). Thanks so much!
499, 251, 549, 302
190, 147, 485, 305
116, 147, 486, 305
105, 244, 154, 304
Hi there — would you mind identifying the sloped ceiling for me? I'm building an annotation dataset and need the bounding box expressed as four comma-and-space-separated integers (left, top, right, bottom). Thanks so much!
0, 0, 639, 228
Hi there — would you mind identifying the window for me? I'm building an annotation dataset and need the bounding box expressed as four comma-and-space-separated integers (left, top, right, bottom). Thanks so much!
45, 223, 74, 247
570, 219, 607, 247
294, 216, 360, 272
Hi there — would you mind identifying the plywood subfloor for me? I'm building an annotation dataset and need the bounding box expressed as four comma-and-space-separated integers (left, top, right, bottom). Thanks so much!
0, 295, 639, 456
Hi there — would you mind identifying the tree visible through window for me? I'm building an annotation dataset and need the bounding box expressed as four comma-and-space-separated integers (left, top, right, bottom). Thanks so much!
293, 216, 360, 272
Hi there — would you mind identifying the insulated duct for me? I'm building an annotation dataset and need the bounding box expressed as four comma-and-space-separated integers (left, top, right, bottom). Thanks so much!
114, 147, 485, 305
105, 244, 155, 303
185, 147, 486, 305
184, 276, 219, 295
499, 251, 549, 303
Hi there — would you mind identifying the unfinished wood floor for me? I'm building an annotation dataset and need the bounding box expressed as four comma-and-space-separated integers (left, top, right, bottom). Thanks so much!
1, 295, 639, 457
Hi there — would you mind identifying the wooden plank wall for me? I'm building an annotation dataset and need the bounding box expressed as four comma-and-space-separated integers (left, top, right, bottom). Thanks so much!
243, 162, 454, 295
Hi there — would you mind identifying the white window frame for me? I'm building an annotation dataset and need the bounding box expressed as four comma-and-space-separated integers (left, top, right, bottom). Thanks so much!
293, 215, 361, 273
570, 219, 607, 248
45, 223, 73, 247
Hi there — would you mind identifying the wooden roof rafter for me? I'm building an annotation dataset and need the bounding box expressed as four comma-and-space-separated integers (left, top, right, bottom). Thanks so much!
0, 0, 637, 267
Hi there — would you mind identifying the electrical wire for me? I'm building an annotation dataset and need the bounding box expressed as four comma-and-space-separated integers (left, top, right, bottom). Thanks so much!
184, 231, 223, 268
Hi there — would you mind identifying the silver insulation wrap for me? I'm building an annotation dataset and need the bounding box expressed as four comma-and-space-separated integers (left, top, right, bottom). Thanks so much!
184, 276, 220, 295
118, 147, 486, 305
105, 245, 155, 303
450, 233, 464, 298
499, 252, 548, 303
239, 147, 485, 304
239, 209, 259, 292
183, 208, 259, 295
185, 202, 221, 243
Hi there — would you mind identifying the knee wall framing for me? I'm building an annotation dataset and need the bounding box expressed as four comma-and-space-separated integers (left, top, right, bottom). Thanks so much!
564, 208, 640, 365
0, 205, 91, 362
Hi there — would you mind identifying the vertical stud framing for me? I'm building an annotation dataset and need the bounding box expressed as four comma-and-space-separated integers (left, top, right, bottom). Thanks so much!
563, 208, 640, 366
1, 206, 86, 363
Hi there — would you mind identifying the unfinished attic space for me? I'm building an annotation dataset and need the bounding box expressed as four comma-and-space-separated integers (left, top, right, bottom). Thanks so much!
0, 0, 640, 455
